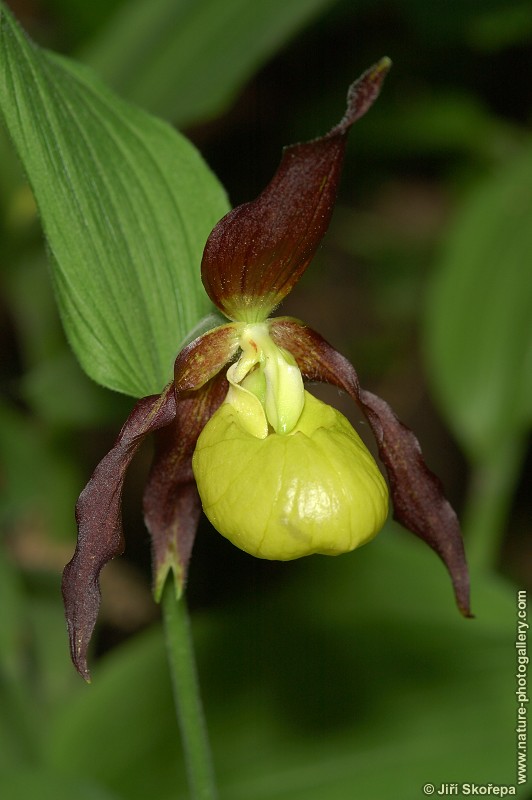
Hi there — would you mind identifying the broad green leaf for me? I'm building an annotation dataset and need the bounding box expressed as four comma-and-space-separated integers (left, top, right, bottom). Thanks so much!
424, 143, 532, 461
0, 4, 229, 397
80, 0, 338, 126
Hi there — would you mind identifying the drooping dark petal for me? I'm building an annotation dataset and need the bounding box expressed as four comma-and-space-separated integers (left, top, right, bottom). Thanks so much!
143, 373, 228, 601
271, 318, 472, 617
62, 384, 176, 681
201, 58, 391, 323
174, 322, 240, 391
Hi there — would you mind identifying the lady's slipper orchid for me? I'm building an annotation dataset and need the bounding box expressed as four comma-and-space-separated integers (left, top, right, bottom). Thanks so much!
62, 58, 471, 682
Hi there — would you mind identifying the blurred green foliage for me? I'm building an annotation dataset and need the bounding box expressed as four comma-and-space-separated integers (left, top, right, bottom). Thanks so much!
0, 0, 530, 798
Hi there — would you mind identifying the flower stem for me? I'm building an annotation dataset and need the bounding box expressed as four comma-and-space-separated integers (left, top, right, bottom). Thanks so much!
161, 582, 218, 800
463, 434, 527, 575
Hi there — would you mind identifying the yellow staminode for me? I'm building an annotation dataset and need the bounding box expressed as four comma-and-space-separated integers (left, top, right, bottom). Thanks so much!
193, 391, 389, 560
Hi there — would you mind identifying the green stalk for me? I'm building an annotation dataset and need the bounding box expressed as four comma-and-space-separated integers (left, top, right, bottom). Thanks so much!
463, 434, 527, 575
161, 583, 218, 800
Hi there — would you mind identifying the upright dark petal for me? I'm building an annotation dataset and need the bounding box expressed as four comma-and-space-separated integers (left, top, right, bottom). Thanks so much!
62, 384, 176, 681
201, 58, 391, 322
143, 374, 228, 601
271, 318, 472, 617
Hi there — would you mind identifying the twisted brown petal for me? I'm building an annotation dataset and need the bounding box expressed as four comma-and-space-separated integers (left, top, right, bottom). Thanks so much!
174, 322, 239, 391
62, 384, 176, 681
143, 373, 228, 601
271, 318, 472, 617
201, 58, 391, 322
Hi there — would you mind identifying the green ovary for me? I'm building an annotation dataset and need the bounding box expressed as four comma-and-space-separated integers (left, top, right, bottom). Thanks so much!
192, 391, 389, 560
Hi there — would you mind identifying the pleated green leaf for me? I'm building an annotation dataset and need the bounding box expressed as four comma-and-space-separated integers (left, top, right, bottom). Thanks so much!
425, 143, 532, 460
0, 5, 229, 397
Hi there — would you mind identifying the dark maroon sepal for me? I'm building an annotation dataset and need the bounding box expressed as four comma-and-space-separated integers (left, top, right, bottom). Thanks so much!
62, 384, 177, 681
271, 318, 472, 617
143, 374, 228, 601
201, 58, 391, 323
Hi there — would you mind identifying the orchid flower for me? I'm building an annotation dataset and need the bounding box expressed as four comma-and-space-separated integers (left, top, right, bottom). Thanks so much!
62, 58, 471, 682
